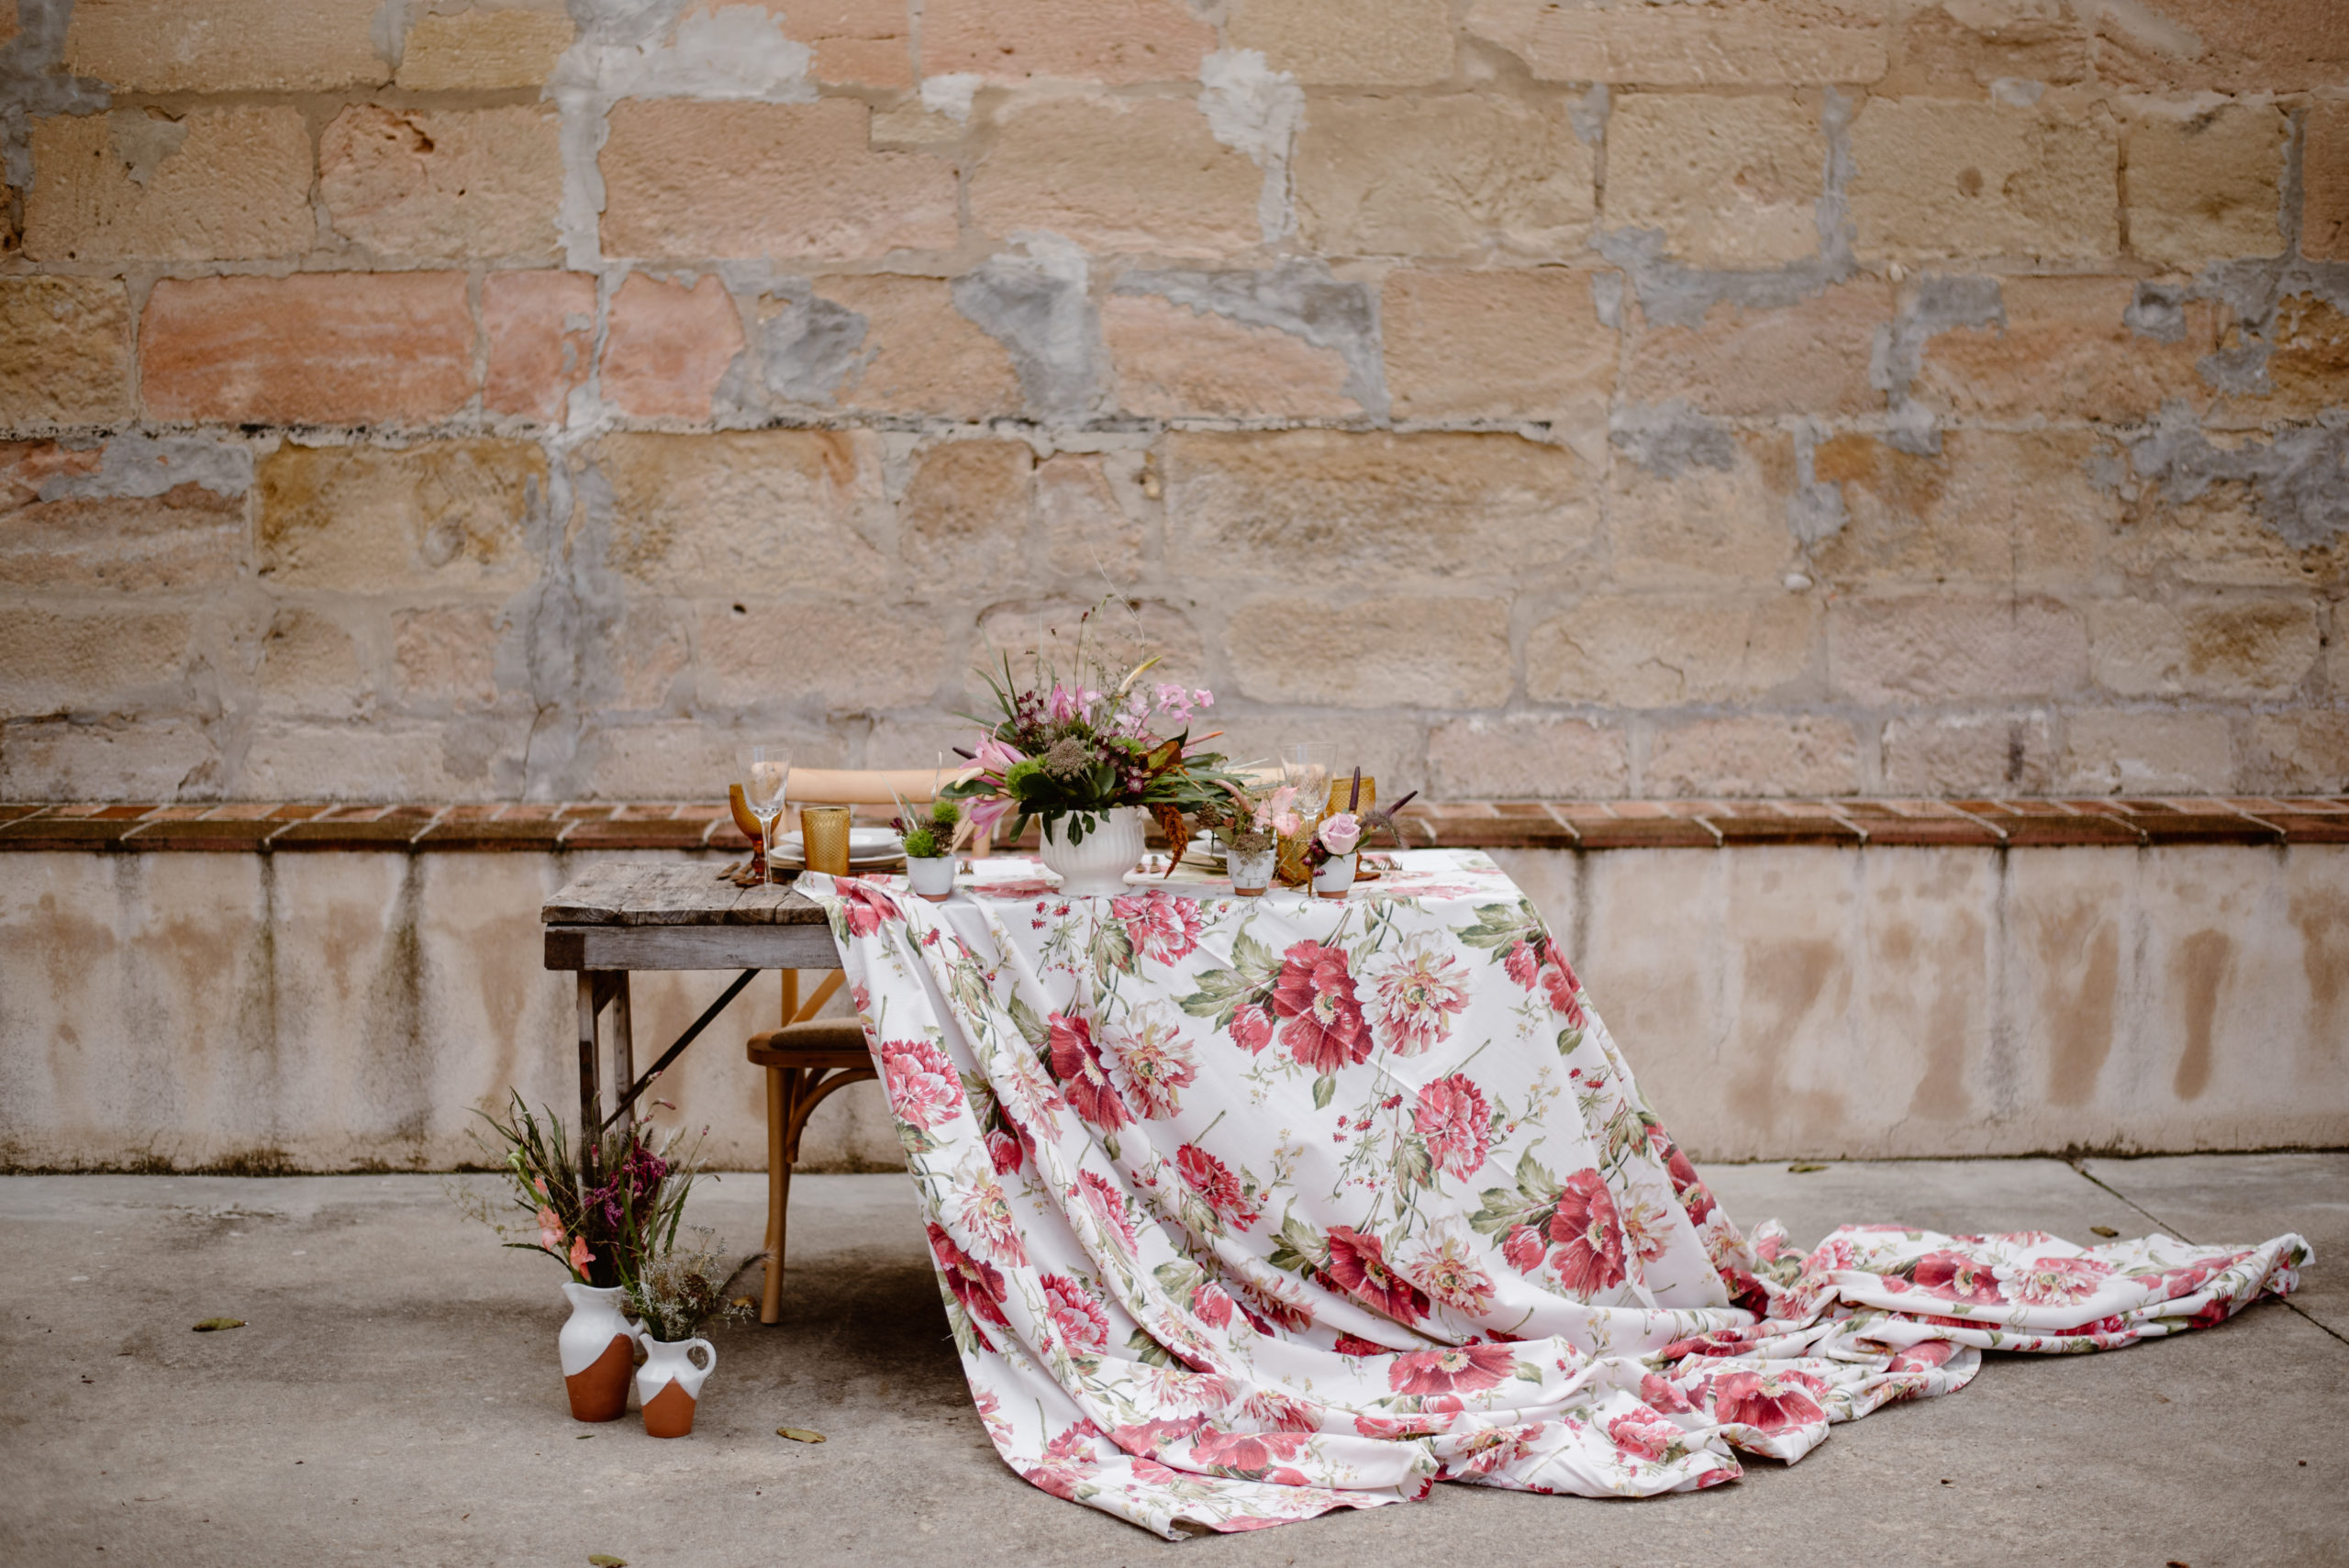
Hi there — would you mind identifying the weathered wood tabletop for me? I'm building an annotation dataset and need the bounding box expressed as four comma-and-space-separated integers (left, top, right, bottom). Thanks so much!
541, 862, 841, 972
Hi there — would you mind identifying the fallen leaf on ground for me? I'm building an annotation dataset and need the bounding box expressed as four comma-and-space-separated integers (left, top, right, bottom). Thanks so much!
776, 1427, 826, 1443
2092, 1226, 2120, 1238
191, 1318, 245, 1332
589, 1555, 627, 1566
1787, 1162, 1828, 1173
730, 1297, 756, 1310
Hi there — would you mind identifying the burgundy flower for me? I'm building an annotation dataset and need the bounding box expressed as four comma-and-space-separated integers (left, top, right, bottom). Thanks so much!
1191, 1282, 1234, 1329
1323, 1226, 1430, 1324
1047, 1011, 1130, 1132
1353, 1412, 1444, 1440
1412, 1074, 1493, 1181
1386, 1342, 1515, 1396
835, 877, 902, 938
1646, 1124, 1716, 1224
1075, 1169, 1140, 1256
1540, 955, 1586, 1027
1912, 1250, 2007, 1306
1023, 1420, 1104, 1502
1175, 1142, 1262, 1230
1109, 888, 1204, 966
2009, 1254, 2115, 1307
1331, 1331, 1390, 1357
1110, 1415, 1208, 1456
1886, 1340, 1959, 1374
1041, 1272, 1110, 1351
1230, 1003, 1275, 1055
1187, 1429, 1309, 1477
879, 1037, 964, 1130
1609, 1409, 1679, 1462
1501, 1223, 1548, 1274
1638, 1373, 1695, 1414
1708, 1369, 1828, 1435
1545, 1168, 1628, 1297
1502, 937, 1543, 990
985, 1124, 1024, 1175
1270, 940, 1372, 1075
926, 1221, 1008, 1329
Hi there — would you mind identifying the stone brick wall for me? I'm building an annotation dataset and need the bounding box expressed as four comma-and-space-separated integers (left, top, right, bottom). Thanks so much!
2, 0, 2343, 804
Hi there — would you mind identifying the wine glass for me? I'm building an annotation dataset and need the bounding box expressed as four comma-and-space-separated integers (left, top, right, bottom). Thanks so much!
1279, 742, 1333, 815
735, 744, 792, 887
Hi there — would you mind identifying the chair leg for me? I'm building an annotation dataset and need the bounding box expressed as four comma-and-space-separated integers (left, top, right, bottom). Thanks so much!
761, 1065, 794, 1326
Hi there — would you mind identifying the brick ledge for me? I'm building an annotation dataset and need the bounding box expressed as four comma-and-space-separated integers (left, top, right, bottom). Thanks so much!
1, 798, 2343, 852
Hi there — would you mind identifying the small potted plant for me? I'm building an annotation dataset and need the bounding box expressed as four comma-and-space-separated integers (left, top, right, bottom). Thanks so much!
1308, 770, 1417, 898
1205, 781, 1299, 896
628, 1229, 747, 1439
897, 796, 963, 903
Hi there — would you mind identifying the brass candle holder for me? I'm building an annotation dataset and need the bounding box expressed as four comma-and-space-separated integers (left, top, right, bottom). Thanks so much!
800, 805, 852, 877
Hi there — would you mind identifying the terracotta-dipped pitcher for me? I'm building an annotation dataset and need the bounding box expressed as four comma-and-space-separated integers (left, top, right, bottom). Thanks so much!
637, 1336, 717, 1438
559, 1283, 640, 1422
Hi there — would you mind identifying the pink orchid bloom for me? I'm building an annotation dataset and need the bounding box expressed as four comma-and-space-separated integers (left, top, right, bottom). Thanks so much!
1190, 687, 1214, 708
1254, 784, 1297, 834
568, 1235, 594, 1273
1319, 812, 1363, 855
1047, 683, 1080, 722
536, 1205, 563, 1252
966, 795, 1016, 843
974, 735, 1026, 777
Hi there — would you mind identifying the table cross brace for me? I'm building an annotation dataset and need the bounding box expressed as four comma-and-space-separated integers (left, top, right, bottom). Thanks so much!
597, 967, 762, 1135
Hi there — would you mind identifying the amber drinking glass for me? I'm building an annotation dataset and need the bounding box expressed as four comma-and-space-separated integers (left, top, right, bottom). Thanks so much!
800, 805, 852, 877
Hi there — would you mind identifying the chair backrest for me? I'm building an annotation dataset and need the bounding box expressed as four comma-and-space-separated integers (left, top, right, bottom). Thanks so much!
786, 767, 950, 806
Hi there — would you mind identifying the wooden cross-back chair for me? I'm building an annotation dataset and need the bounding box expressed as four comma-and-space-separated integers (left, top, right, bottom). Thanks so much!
747, 765, 974, 1325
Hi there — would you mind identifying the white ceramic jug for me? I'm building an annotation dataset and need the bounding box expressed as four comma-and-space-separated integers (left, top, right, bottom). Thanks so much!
638, 1335, 718, 1438
559, 1283, 640, 1422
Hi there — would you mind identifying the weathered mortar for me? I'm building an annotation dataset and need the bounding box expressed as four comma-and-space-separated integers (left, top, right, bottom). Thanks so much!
0, 0, 2342, 803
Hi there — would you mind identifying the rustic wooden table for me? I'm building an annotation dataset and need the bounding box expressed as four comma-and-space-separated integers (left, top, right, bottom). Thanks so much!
541, 862, 841, 1161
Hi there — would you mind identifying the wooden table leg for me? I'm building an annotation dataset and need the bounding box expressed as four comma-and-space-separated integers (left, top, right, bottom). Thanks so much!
575, 972, 602, 1180
610, 972, 635, 1131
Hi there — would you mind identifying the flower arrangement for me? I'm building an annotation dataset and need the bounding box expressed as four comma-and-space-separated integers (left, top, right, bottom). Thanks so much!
1307, 768, 1418, 869
944, 609, 1241, 865
460, 1093, 701, 1292
894, 796, 962, 860
629, 1228, 750, 1342
1200, 780, 1303, 858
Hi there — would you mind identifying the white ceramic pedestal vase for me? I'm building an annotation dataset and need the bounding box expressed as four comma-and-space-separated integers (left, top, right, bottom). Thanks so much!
1228, 848, 1275, 896
1312, 852, 1358, 899
559, 1283, 640, 1423
638, 1336, 718, 1438
1038, 807, 1146, 896
906, 855, 958, 902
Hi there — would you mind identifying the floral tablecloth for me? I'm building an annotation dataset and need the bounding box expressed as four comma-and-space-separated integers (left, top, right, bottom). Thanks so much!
803, 851, 2309, 1538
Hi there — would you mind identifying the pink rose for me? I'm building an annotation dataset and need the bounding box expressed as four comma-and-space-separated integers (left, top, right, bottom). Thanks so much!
1317, 813, 1362, 856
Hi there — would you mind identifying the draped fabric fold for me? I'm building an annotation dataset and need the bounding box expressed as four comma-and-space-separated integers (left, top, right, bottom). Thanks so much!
802, 853, 2309, 1539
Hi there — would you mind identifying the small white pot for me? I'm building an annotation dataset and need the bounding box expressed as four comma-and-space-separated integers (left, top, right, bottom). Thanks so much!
906, 854, 958, 902
1228, 847, 1275, 895
638, 1335, 717, 1439
1037, 807, 1146, 897
1312, 852, 1358, 899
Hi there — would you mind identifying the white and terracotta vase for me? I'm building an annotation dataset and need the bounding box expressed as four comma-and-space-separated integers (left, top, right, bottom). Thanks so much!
1312, 852, 1358, 899
1228, 847, 1275, 896
637, 1335, 718, 1439
906, 855, 958, 902
559, 1282, 640, 1423
1037, 807, 1146, 896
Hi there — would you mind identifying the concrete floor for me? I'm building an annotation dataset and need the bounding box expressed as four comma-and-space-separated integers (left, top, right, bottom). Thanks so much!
4, 1156, 2343, 1568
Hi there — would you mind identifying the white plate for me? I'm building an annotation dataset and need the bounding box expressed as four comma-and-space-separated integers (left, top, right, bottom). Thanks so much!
774, 828, 902, 862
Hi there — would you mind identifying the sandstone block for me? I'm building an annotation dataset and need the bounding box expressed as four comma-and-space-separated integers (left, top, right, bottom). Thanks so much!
2056, 709, 2232, 794
1881, 0, 2088, 95
1528, 594, 1817, 706
900, 440, 1033, 592
613, 606, 693, 712
2091, 0, 2349, 94
798, 276, 1022, 420
484, 272, 596, 423
698, 0, 911, 86
255, 439, 548, 592
1609, 430, 1798, 588
2087, 597, 2321, 700
1809, 429, 2118, 591
1163, 429, 1597, 588
1910, 275, 2221, 421
141, 274, 474, 427
1034, 456, 1145, 588
393, 606, 503, 711
1847, 98, 2118, 260
1466, 0, 1887, 85
0, 278, 131, 430
0, 607, 192, 715
65, 0, 386, 91
1383, 269, 1617, 425
2255, 294, 2349, 418
1829, 594, 2086, 703
601, 273, 745, 421
25, 107, 313, 263
395, 5, 574, 89
696, 601, 949, 710
2124, 101, 2288, 269
1646, 715, 1860, 797
923, 0, 1212, 82
322, 105, 564, 261
254, 607, 365, 717
241, 718, 495, 799
1428, 714, 1629, 798
2304, 103, 2349, 263
1880, 710, 2055, 795
976, 599, 1205, 685
1296, 95, 1593, 258
1227, 0, 1455, 85
1625, 281, 1887, 417
970, 97, 1261, 256
0, 717, 220, 802
593, 430, 891, 596
2241, 712, 2349, 794
602, 100, 957, 261
1227, 596, 1513, 707
1605, 94, 1825, 268
0, 471, 244, 594
1103, 294, 1360, 418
